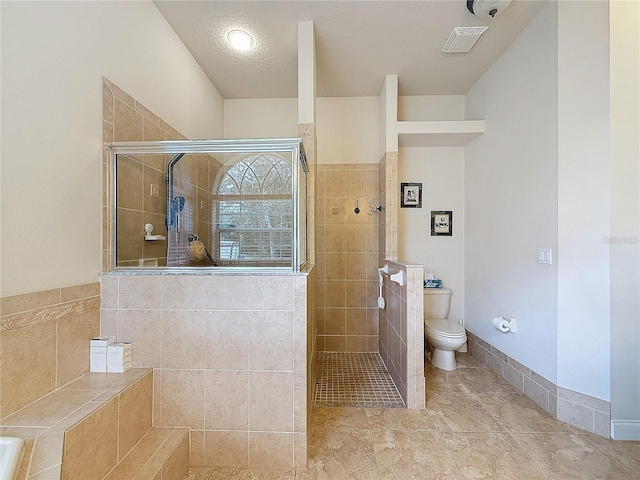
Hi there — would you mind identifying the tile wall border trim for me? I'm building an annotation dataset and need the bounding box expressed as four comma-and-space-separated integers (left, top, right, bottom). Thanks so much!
467, 331, 612, 438
0, 290, 100, 333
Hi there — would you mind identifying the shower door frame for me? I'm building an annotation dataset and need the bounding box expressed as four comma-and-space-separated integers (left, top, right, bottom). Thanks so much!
107, 138, 308, 273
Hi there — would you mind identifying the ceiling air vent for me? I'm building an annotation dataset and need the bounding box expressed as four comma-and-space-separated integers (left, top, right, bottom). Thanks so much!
442, 26, 488, 53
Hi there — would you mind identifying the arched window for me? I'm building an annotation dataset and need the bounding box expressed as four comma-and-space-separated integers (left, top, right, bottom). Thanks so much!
216, 154, 292, 262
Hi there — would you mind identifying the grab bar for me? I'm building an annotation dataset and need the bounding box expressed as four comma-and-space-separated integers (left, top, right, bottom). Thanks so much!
378, 264, 405, 287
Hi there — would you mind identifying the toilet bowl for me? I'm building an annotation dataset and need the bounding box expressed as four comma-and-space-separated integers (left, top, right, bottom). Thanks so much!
424, 287, 467, 371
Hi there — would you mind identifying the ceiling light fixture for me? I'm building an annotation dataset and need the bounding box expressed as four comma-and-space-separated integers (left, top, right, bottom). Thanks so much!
227, 29, 254, 51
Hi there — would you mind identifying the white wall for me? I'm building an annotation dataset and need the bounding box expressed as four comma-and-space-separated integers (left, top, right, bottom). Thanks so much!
398, 96, 465, 121
224, 98, 298, 139
556, 0, 610, 401
224, 96, 379, 165
317, 97, 379, 164
397, 95, 466, 321
465, 1, 559, 383
610, 0, 640, 437
398, 147, 465, 323
0, 1, 223, 297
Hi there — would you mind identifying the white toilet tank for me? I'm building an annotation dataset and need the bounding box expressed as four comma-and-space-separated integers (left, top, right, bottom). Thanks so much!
424, 287, 451, 319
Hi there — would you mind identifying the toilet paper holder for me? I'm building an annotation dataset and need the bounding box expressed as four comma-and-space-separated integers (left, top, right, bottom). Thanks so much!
492, 314, 516, 333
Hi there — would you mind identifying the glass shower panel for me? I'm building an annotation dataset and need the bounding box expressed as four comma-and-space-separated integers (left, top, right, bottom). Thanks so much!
165, 153, 222, 267
110, 139, 307, 272
212, 151, 293, 268
114, 153, 169, 267
297, 150, 308, 267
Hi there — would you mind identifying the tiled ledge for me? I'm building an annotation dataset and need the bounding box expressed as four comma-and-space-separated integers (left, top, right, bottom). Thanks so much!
0, 282, 101, 418
0, 368, 152, 479
103, 427, 189, 479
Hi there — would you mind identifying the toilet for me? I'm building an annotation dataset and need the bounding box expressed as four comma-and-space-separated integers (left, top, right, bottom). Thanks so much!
424, 287, 467, 371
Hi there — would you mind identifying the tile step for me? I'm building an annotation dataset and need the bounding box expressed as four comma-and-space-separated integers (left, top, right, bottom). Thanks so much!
104, 427, 189, 480
1, 369, 154, 479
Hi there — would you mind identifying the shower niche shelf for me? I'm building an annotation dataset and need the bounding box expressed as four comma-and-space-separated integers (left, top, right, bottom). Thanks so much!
144, 235, 166, 241
144, 223, 165, 241
397, 120, 485, 147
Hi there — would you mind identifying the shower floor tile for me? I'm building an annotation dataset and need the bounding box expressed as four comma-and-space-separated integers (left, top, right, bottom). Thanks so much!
314, 352, 405, 408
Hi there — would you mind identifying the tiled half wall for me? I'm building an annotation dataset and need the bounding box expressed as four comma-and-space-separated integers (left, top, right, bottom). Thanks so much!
100, 273, 311, 469
378, 261, 426, 409
0, 283, 101, 418
467, 332, 611, 437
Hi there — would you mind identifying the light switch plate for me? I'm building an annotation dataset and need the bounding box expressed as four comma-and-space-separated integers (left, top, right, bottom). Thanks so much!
537, 248, 552, 264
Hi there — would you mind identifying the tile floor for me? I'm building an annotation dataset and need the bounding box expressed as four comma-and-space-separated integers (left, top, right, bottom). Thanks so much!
314, 352, 405, 408
184, 353, 640, 480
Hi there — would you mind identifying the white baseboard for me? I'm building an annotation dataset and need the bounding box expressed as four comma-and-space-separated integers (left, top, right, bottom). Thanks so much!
611, 420, 640, 440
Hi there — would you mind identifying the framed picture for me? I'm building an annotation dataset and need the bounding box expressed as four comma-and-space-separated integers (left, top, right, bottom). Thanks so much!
400, 183, 422, 208
431, 211, 452, 236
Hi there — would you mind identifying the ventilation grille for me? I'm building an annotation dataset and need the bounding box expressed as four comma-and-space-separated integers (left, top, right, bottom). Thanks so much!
442, 26, 488, 53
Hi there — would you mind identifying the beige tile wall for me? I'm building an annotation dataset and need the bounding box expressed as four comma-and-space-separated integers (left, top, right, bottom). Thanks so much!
380, 151, 398, 264
378, 154, 387, 267
298, 123, 317, 264
104, 77, 226, 269
378, 261, 425, 409
102, 81, 317, 469
315, 163, 380, 352
101, 273, 310, 470
60, 370, 153, 480
298, 122, 317, 468
0, 283, 101, 418
165, 152, 225, 267
103, 78, 189, 269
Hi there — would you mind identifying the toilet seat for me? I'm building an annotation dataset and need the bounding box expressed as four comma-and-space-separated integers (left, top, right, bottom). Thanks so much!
424, 318, 466, 338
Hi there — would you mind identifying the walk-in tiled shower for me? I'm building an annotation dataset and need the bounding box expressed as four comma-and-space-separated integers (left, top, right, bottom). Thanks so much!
314, 352, 405, 408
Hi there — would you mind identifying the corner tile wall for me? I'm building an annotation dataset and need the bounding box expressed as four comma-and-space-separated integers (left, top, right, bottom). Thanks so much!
100, 273, 310, 469
102, 77, 188, 269
298, 123, 317, 265
377, 261, 425, 409
0, 283, 100, 418
297, 123, 318, 461
315, 163, 379, 352
467, 332, 611, 437
102, 82, 316, 467
379, 151, 398, 264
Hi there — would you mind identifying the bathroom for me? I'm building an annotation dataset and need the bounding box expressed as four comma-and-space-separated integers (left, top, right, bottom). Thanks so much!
1, 1, 639, 477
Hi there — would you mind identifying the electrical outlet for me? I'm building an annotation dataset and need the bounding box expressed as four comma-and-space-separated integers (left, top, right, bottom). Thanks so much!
150, 184, 159, 197
537, 248, 552, 264
200, 200, 206, 210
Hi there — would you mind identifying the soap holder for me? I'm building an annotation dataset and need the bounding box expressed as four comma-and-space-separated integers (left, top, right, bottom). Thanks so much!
144, 223, 166, 241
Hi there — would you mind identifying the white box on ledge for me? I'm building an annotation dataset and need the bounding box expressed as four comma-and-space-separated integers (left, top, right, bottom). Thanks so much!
90, 336, 115, 348
90, 336, 115, 372
107, 342, 132, 373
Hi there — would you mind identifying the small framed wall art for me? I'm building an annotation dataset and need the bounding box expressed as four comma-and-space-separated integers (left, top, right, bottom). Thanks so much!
400, 182, 422, 208
431, 211, 452, 236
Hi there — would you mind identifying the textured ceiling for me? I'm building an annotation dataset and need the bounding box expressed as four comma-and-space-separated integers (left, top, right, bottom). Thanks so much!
154, 0, 547, 99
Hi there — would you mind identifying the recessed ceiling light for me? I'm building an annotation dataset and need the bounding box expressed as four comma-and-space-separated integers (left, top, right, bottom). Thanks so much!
227, 29, 254, 51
